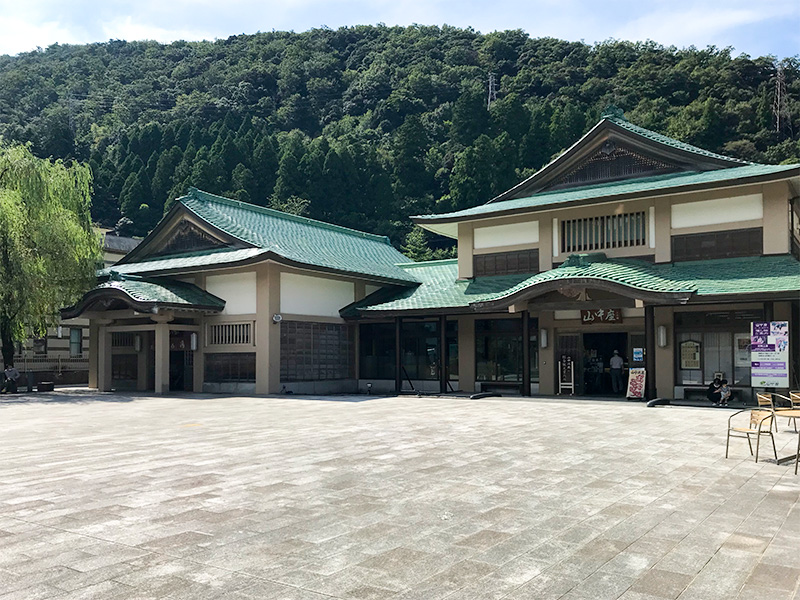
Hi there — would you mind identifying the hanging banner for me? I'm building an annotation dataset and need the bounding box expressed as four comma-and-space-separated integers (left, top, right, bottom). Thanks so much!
626, 368, 646, 399
750, 321, 789, 388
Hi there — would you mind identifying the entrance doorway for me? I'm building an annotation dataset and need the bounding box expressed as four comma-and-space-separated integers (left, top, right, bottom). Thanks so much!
582, 332, 627, 395
168, 331, 194, 392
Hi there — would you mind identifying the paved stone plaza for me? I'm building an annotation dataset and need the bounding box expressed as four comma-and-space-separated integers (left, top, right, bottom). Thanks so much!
1, 392, 799, 600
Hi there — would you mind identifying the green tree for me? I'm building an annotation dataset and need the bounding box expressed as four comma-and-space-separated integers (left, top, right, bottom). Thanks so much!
402, 226, 433, 262
0, 142, 101, 367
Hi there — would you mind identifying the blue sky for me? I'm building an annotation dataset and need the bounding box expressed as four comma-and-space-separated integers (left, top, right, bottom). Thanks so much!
0, 0, 797, 58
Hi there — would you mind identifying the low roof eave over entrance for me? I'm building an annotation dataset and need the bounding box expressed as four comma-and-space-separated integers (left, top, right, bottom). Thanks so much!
61, 273, 226, 320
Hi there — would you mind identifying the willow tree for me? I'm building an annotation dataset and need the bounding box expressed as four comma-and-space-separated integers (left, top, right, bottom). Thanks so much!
0, 142, 101, 368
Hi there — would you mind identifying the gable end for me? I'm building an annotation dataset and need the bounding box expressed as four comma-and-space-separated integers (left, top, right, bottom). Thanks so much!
545, 140, 679, 191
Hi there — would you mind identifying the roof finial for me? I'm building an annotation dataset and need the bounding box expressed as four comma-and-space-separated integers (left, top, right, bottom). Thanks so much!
601, 105, 626, 120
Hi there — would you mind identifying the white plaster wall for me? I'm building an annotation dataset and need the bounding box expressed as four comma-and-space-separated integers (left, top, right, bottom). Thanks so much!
280, 273, 354, 317
473, 221, 539, 249
365, 284, 381, 296
671, 194, 763, 229
205, 272, 257, 314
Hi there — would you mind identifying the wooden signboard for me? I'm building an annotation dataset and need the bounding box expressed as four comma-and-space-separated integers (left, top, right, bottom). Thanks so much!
679, 340, 701, 370
558, 355, 575, 395
580, 308, 623, 324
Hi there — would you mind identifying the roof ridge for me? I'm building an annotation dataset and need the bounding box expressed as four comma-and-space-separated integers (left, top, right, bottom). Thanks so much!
603, 116, 750, 165
396, 258, 459, 268
182, 188, 393, 246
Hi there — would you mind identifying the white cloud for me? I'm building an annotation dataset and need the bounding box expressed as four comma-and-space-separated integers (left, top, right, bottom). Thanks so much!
613, 1, 798, 50
0, 16, 81, 54
101, 16, 216, 44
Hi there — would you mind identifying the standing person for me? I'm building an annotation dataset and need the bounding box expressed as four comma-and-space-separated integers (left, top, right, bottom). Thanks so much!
609, 350, 624, 394
706, 377, 722, 406
1, 364, 20, 393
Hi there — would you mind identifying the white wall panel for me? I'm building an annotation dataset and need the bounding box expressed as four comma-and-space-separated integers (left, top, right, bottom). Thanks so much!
671, 194, 762, 229
205, 272, 257, 315
473, 221, 539, 249
280, 273, 354, 317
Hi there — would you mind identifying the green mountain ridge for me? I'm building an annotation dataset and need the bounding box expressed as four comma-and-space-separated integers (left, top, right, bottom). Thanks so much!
0, 25, 797, 252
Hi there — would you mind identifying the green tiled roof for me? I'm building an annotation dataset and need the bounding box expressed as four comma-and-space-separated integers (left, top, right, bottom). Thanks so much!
175, 188, 417, 284
414, 163, 799, 222
605, 115, 748, 165
98, 275, 225, 308
62, 274, 225, 318
98, 247, 268, 277
353, 254, 800, 314
350, 260, 532, 314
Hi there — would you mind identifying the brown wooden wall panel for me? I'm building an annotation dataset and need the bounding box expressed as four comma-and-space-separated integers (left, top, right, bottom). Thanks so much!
671, 228, 762, 262
474, 249, 539, 277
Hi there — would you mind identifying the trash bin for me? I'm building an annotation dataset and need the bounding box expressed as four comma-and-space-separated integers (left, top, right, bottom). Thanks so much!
26, 371, 35, 393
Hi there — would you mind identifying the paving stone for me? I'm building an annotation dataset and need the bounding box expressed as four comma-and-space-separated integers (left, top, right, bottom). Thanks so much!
1, 393, 799, 599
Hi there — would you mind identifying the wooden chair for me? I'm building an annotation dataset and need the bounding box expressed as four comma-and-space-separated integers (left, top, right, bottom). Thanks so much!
756, 393, 792, 431
726, 408, 777, 463
772, 392, 799, 432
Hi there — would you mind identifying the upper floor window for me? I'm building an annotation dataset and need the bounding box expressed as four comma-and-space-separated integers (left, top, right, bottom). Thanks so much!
561, 211, 647, 254
474, 249, 539, 277
671, 228, 762, 262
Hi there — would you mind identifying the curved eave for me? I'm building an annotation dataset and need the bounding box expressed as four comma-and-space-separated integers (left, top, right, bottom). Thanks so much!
412, 166, 800, 226
61, 288, 225, 320
469, 277, 694, 311
112, 250, 418, 286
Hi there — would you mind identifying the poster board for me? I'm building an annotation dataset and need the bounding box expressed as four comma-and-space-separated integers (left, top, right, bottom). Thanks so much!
751, 321, 789, 388
626, 368, 646, 399
734, 333, 751, 367
679, 340, 701, 370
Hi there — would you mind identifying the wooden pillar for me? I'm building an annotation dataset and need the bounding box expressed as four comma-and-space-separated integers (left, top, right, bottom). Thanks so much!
439, 315, 447, 394
645, 305, 656, 400
522, 310, 531, 396
154, 323, 170, 394
96, 327, 112, 392
136, 332, 148, 391
88, 322, 99, 389
193, 326, 204, 393
394, 317, 402, 394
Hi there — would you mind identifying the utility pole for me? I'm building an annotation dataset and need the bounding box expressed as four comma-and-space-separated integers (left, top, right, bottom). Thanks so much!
487, 72, 498, 109
773, 63, 792, 139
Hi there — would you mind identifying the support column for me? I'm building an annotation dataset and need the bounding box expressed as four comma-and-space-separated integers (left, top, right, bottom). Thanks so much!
88, 322, 99, 389
538, 311, 555, 395
522, 310, 531, 396
653, 306, 674, 399
96, 327, 112, 392
255, 263, 281, 394
645, 305, 656, 400
154, 323, 170, 394
193, 326, 205, 393
439, 315, 447, 394
136, 332, 148, 391
394, 317, 402, 394
457, 315, 475, 393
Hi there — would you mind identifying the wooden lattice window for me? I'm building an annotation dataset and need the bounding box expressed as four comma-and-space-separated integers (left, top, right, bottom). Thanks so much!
561, 211, 647, 254
474, 249, 539, 277
207, 322, 253, 346
280, 321, 354, 382
671, 228, 762, 262
111, 332, 135, 347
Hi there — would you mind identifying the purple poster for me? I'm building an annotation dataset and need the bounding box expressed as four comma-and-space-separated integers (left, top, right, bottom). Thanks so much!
750, 321, 789, 388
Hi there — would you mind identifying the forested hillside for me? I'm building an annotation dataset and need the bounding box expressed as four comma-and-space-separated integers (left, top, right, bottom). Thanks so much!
1, 25, 798, 254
